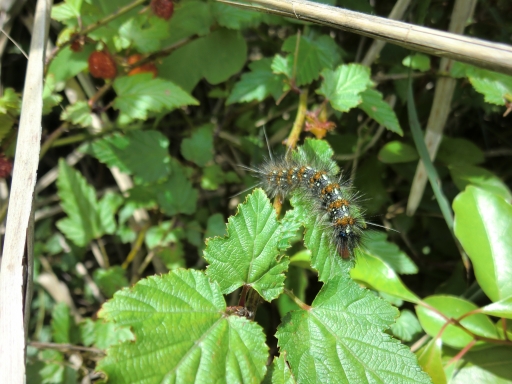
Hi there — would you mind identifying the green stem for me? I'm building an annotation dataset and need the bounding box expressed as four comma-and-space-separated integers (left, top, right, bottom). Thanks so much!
284, 288, 311, 310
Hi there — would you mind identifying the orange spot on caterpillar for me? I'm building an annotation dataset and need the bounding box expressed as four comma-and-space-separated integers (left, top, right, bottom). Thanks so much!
335, 217, 355, 226
321, 183, 340, 195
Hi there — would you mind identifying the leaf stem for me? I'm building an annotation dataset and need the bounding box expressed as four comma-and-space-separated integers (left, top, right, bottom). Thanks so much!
284, 288, 311, 310
122, 223, 150, 270
285, 89, 308, 150
445, 339, 476, 367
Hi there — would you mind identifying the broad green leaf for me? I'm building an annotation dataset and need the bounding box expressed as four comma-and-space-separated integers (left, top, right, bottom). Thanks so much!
391, 309, 422, 342
317, 64, 371, 112
155, 159, 198, 215
56, 160, 102, 246
480, 295, 512, 319
271, 55, 293, 79
47, 45, 95, 85
85, 130, 171, 183
98, 193, 122, 235
212, 2, 263, 30
52, 0, 83, 22
204, 189, 288, 302
118, 15, 169, 53
98, 270, 268, 383
158, 29, 247, 93
362, 231, 418, 274
60, 101, 93, 127
453, 186, 512, 302
444, 346, 512, 383
415, 295, 498, 349
282, 34, 341, 86
278, 203, 307, 251
205, 213, 227, 239
468, 67, 512, 106
263, 355, 296, 384
163, 0, 212, 45
277, 276, 431, 383
145, 221, 183, 249
80, 318, 133, 350
351, 253, 420, 303
113, 74, 198, 122
227, 58, 285, 104
416, 339, 446, 384
360, 89, 403, 135
437, 137, 484, 165
181, 125, 214, 167
93, 267, 129, 298
51, 303, 78, 344
449, 164, 512, 201
378, 141, 418, 163
402, 54, 431, 72
201, 164, 224, 190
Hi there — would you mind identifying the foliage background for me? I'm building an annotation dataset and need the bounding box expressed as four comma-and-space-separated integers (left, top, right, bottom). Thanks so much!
0, 0, 512, 382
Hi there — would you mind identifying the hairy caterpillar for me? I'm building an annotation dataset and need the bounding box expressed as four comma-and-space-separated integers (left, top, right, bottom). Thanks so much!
243, 144, 367, 260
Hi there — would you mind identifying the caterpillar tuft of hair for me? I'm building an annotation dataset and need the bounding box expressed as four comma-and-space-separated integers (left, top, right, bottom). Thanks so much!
246, 145, 367, 260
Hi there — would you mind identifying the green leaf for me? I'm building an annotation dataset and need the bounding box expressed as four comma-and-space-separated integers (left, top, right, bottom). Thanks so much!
360, 89, 403, 135
391, 309, 422, 342
97, 270, 268, 383
437, 136, 484, 165
42, 74, 63, 114
84, 130, 171, 183
444, 345, 512, 383
155, 159, 198, 215
158, 29, 247, 93
415, 295, 498, 349
93, 266, 129, 298
201, 164, 224, 190
181, 124, 214, 167
467, 67, 512, 106
282, 34, 341, 86
453, 186, 512, 302
52, 303, 77, 344
449, 164, 512, 201
145, 221, 182, 249
204, 189, 289, 302
263, 355, 296, 384
118, 15, 169, 53
317, 64, 371, 112
277, 276, 431, 383
60, 101, 93, 127
205, 213, 227, 239
113, 74, 198, 122
351, 252, 421, 303
98, 192, 123, 235
47, 45, 95, 85
51, 0, 82, 22
378, 141, 418, 163
402, 54, 431, 72
227, 58, 285, 104
163, 0, 213, 45
416, 339, 446, 384
0, 88, 21, 115
56, 160, 102, 246
479, 295, 512, 319
80, 318, 133, 350
271, 55, 293, 79
362, 231, 418, 274
211, 2, 263, 30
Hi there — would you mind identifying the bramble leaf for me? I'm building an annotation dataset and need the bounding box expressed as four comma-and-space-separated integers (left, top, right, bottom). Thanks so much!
97, 269, 268, 383
84, 130, 171, 183
113, 74, 198, 122
317, 64, 371, 112
282, 34, 341, 86
378, 141, 418, 163
181, 124, 214, 167
227, 58, 285, 104
362, 231, 418, 274
204, 189, 288, 302
360, 89, 403, 135
277, 276, 431, 383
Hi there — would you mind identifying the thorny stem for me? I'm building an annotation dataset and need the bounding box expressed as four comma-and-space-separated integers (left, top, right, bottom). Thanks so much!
285, 89, 308, 150
284, 288, 311, 311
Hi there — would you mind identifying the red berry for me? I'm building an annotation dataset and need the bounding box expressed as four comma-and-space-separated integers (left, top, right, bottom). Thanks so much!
69, 34, 85, 52
151, 0, 174, 20
127, 54, 158, 78
88, 50, 117, 79
0, 155, 13, 178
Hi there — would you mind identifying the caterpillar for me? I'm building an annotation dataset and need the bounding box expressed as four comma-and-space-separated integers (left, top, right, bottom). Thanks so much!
244, 144, 367, 260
